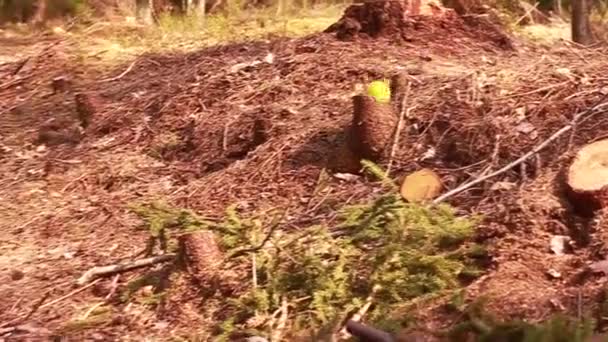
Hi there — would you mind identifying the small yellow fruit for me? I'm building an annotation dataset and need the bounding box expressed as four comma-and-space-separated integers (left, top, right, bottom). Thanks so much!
367, 80, 391, 104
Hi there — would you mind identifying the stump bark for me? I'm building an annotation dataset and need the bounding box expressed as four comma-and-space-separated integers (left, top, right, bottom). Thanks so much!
348, 95, 397, 162
567, 139, 608, 215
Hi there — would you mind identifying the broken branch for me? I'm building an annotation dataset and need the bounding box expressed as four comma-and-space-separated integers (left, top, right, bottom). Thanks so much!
97, 59, 138, 83
387, 81, 411, 176
77, 254, 176, 285
434, 94, 608, 204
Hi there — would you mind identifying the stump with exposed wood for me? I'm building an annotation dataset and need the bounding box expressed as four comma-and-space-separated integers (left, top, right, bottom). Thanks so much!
567, 139, 608, 215
348, 95, 397, 162
400, 168, 442, 202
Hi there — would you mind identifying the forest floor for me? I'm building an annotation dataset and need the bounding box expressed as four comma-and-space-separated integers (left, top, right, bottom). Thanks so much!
2, 5, 608, 342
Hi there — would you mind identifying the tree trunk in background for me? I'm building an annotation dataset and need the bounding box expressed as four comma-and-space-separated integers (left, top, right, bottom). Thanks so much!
32, 0, 47, 24
553, 0, 562, 17
571, 0, 594, 45
276, 0, 285, 16
195, 0, 207, 18
136, 0, 154, 24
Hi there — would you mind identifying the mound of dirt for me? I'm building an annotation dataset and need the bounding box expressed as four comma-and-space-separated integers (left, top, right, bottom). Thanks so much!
4, 18, 608, 341
325, 0, 513, 51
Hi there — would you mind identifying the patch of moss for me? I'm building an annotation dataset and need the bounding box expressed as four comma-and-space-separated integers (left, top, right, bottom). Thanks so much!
129, 163, 483, 338
201, 163, 482, 337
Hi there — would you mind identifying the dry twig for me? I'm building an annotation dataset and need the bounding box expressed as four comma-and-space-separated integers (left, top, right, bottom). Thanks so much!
434, 94, 608, 204
97, 59, 138, 83
77, 254, 176, 285
387, 81, 411, 176
39, 280, 101, 310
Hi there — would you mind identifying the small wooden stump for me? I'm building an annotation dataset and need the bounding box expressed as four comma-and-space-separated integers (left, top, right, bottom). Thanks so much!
180, 230, 224, 289
400, 168, 442, 202
567, 139, 608, 215
348, 95, 397, 162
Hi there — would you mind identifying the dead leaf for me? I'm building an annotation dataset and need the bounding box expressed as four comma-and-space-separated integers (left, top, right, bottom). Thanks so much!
333, 173, 359, 182
550, 235, 570, 255
490, 181, 516, 191
547, 269, 561, 279
263, 52, 274, 64
590, 259, 608, 275
419, 146, 436, 161
516, 122, 536, 135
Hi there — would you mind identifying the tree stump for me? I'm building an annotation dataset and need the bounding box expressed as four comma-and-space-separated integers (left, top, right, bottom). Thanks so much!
567, 139, 608, 215
400, 168, 442, 202
348, 95, 397, 162
180, 230, 224, 289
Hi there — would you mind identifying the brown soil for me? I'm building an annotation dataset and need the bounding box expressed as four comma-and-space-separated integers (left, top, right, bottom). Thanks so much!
2, 8, 608, 341
326, 0, 513, 50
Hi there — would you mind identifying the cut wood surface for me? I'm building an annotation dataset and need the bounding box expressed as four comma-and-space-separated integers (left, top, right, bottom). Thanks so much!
567, 139, 608, 213
400, 168, 442, 202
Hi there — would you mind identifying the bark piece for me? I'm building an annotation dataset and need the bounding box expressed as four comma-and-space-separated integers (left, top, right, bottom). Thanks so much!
400, 168, 442, 202
567, 139, 608, 214
348, 95, 397, 162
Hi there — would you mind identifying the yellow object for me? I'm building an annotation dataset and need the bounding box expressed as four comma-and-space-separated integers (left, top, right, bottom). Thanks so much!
367, 80, 391, 104
400, 169, 442, 203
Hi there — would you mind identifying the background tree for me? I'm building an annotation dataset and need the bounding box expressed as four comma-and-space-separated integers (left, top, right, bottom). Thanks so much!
136, 0, 154, 24
572, 0, 594, 44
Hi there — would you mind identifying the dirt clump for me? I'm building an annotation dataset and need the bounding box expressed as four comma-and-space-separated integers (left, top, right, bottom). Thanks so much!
326, 0, 513, 51
325, 0, 411, 40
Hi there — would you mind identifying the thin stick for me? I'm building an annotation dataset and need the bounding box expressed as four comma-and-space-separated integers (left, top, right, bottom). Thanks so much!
97, 59, 138, 83
77, 254, 176, 285
513, 1, 540, 26
39, 280, 101, 310
104, 274, 121, 301
271, 298, 289, 342
433, 95, 608, 204
228, 208, 288, 258
338, 288, 377, 340
387, 81, 411, 176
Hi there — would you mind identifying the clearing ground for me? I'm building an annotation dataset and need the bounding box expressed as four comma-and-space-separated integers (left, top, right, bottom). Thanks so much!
2, 3, 608, 341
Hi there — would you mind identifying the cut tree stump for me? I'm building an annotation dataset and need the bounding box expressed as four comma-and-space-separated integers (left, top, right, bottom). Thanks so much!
348, 95, 397, 162
567, 139, 608, 215
180, 230, 224, 288
400, 168, 442, 202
